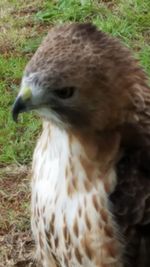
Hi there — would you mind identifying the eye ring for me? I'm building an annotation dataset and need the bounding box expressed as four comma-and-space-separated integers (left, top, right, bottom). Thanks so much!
53, 87, 75, 99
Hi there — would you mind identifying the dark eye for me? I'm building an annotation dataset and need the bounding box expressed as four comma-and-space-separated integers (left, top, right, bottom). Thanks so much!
53, 87, 75, 99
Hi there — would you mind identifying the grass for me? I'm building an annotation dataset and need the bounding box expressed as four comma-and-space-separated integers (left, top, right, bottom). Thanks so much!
0, 0, 45, 165
0, 2, 45, 265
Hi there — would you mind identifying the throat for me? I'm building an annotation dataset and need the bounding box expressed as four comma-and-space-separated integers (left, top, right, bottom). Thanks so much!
33, 121, 119, 193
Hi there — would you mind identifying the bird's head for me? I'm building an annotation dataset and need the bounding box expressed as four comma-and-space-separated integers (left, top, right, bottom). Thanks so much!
12, 23, 148, 135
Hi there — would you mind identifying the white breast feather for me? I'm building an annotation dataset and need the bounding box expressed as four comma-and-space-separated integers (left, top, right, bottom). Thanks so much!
31, 121, 123, 267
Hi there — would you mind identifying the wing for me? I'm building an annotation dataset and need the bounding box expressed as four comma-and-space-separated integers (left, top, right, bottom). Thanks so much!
110, 107, 150, 267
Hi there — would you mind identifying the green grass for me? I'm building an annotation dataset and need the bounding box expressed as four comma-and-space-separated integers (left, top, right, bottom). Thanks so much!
0, 0, 150, 165
0, 1, 44, 165
0, 54, 41, 164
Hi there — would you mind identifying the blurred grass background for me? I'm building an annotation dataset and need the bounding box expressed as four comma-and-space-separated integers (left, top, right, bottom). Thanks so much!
0, 0, 150, 165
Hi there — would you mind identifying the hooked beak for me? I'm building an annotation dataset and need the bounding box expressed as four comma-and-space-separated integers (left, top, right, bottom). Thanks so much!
12, 87, 32, 122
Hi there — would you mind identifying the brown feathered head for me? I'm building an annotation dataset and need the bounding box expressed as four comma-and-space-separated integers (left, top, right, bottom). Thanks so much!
12, 23, 149, 135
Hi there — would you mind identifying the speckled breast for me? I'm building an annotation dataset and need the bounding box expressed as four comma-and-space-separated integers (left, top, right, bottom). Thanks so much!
31, 122, 123, 267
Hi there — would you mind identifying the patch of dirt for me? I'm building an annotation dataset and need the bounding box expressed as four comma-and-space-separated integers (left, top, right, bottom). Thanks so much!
97, 0, 116, 10
0, 165, 30, 234
0, 165, 38, 267
0, 0, 48, 55
0, 230, 36, 267
11, 6, 41, 17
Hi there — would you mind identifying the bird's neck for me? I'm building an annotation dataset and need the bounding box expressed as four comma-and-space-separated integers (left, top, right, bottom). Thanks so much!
39, 121, 120, 194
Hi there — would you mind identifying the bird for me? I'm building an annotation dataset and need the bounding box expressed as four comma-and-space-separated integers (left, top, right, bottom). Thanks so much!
12, 23, 150, 267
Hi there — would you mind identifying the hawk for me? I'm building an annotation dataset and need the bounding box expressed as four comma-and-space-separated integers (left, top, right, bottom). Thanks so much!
12, 23, 150, 267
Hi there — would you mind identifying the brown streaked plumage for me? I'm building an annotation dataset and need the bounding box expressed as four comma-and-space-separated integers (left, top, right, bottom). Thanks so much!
13, 23, 150, 267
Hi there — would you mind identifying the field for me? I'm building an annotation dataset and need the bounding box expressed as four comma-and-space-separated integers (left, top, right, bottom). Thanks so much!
0, 0, 150, 266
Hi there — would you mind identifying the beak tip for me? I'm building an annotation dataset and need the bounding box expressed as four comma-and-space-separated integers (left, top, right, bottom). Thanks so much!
12, 96, 26, 122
